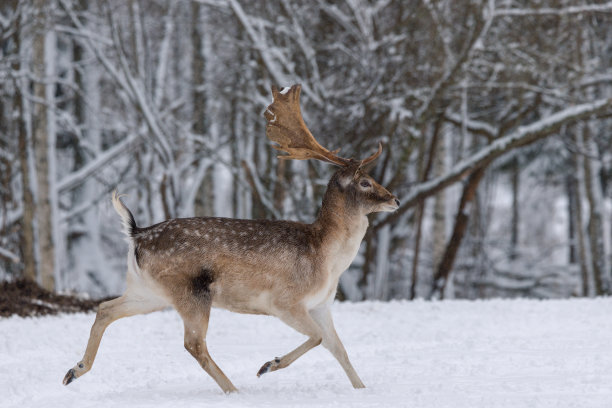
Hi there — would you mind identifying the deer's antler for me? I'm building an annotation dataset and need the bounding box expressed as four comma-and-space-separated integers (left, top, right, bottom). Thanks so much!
359, 141, 382, 169
264, 84, 383, 168
264, 84, 349, 166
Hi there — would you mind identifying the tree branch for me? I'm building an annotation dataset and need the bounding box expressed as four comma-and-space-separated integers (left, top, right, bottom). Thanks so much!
495, 3, 612, 17
57, 134, 141, 194
376, 97, 612, 228
0, 246, 19, 263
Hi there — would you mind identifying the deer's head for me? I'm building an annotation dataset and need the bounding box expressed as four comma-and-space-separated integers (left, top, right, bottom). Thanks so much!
264, 84, 399, 215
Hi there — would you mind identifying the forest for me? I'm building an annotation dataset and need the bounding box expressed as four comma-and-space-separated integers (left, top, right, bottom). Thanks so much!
0, 0, 611, 301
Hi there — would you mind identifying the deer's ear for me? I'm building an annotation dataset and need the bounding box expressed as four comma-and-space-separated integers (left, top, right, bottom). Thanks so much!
337, 173, 352, 188
336, 166, 359, 189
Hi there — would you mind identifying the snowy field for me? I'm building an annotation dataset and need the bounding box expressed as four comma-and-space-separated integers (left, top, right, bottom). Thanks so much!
2, 298, 612, 408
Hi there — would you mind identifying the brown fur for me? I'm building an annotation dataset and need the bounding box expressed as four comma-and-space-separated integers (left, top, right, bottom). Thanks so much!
62, 167, 397, 393
62, 85, 399, 393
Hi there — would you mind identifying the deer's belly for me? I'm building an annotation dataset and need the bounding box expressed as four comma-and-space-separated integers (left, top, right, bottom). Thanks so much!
212, 288, 275, 315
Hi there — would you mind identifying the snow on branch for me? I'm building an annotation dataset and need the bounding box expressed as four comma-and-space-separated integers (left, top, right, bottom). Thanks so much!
0, 208, 22, 229
227, 0, 323, 107
0, 146, 13, 161
414, 4, 494, 123
495, 3, 612, 16
227, 0, 287, 84
378, 97, 612, 227
580, 73, 612, 88
0, 247, 19, 263
444, 112, 497, 139
60, 0, 174, 165
57, 134, 141, 194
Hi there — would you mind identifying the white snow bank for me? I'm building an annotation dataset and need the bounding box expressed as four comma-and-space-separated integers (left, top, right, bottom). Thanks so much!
2, 298, 611, 408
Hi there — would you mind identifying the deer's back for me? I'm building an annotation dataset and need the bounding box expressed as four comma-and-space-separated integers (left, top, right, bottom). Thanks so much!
131, 217, 325, 315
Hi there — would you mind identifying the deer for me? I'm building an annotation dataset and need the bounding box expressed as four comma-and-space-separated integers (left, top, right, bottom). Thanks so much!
62, 84, 399, 393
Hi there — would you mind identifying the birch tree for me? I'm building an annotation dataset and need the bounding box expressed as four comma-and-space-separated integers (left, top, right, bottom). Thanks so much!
32, 0, 57, 291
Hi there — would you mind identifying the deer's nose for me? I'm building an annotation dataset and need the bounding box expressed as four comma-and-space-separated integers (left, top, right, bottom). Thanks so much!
394, 198, 400, 207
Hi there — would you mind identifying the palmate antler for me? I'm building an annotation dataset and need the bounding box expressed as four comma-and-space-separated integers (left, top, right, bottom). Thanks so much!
264, 84, 382, 168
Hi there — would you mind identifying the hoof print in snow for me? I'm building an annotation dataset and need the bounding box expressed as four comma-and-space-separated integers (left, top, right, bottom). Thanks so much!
63, 369, 76, 385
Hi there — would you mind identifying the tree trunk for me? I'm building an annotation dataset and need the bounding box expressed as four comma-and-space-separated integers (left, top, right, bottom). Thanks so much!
191, 2, 216, 218
409, 118, 442, 299
373, 225, 391, 300
430, 166, 486, 299
33, 0, 56, 292
565, 172, 577, 265
231, 109, 242, 219
68, 0, 104, 295
574, 131, 595, 296
582, 127, 609, 295
510, 156, 520, 259
273, 160, 286, 214
14, 12, 37, 283
432, 127, 448, 296
250, 134, 267, 220
409, 204, 424, 300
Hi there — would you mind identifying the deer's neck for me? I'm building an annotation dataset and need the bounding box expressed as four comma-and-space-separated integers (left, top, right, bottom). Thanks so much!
313, 187, 368, 277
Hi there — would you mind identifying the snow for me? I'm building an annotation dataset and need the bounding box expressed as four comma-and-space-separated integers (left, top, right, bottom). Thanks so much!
2, 298, 612, 408
494, 3, 612, 16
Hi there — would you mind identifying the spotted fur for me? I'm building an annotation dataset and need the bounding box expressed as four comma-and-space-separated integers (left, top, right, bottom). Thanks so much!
63, 87, 399, 394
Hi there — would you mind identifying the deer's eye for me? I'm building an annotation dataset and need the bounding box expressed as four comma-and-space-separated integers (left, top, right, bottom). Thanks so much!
360, 180, 371, 188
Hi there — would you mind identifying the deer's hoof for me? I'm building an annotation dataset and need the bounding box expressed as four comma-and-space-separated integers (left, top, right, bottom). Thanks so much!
256, 361, 272, 377
257, 357, 281, 377
63, 368, 76, 385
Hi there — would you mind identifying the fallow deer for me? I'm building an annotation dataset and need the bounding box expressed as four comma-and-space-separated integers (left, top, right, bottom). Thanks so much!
63, 84, 399, 393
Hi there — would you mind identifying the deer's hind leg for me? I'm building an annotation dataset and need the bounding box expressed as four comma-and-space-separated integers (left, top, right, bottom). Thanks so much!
62, 287, 168, 385
171, 269, 237, 393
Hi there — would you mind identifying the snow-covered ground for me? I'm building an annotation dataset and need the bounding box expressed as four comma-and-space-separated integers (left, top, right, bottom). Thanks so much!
2, 298, 611, 408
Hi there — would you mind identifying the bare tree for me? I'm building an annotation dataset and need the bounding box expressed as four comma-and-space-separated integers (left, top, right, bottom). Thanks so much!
32, 0, 56, 291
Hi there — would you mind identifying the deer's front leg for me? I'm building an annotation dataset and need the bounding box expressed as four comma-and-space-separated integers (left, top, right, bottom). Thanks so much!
310, 305, 365, 389
257, 306, 322, 377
